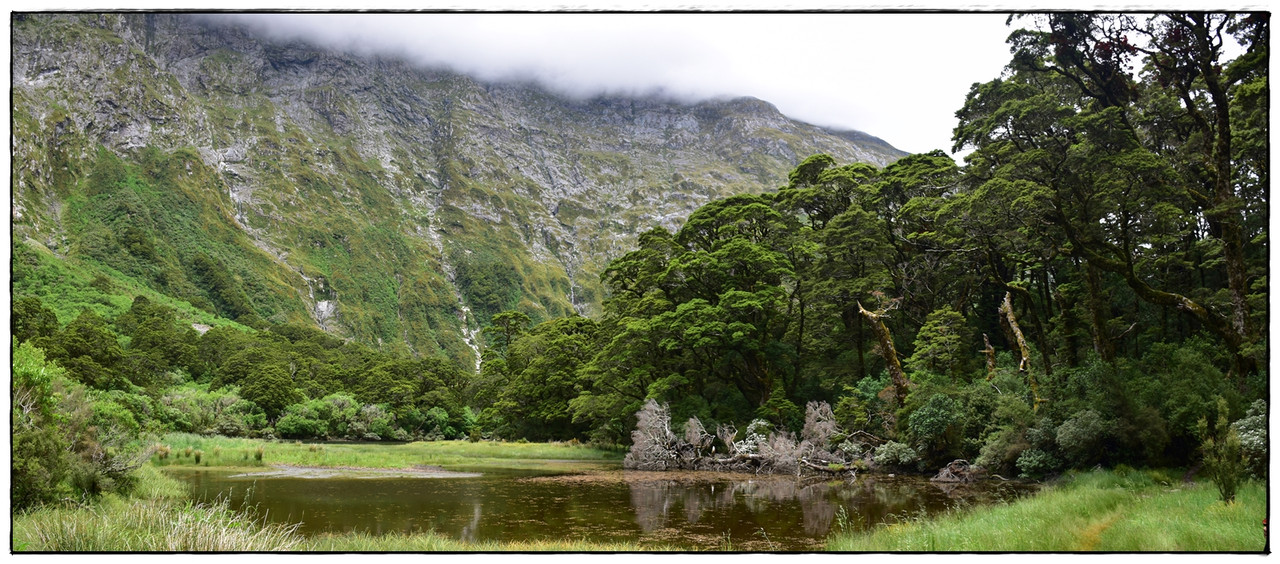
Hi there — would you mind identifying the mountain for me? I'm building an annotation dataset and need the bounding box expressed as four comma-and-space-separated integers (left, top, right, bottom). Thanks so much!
10, 13, 908, 369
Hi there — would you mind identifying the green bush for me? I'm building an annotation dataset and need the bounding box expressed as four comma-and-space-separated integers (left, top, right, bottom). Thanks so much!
906, 392, 962, 465
275, 413, 325, 439
1056, 409, 1109, 467
872, 441, 920, 470
1199, 397, 1245, 504
1232, 399, 1267, 480
12, 340, 70, 510
1015, 448, 1060, 479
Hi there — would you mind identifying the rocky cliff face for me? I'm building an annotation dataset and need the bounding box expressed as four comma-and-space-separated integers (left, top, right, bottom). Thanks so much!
11, 13, 907, 367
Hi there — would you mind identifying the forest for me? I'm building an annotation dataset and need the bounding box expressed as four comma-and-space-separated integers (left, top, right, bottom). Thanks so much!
11, 13, 1268, 513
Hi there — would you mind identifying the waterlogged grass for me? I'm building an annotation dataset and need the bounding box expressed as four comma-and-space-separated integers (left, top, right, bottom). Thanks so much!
153, 433, 624, 472
827, 469, 1267, 552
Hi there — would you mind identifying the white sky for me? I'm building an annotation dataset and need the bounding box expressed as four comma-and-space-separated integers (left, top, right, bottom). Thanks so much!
207, 12, 1018, 158
14, 3, 1267, 160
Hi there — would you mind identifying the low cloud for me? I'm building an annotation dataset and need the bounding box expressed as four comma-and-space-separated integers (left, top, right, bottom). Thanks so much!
209, 12, 1016, 156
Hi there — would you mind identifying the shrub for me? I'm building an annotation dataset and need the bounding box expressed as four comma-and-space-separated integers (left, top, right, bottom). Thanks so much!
906, 393, 962, 465
872, 441, 920, 470
1199, 397, 1245, 504
623, 399, 676, 470
12, 340, 70, 510
1232, 399, 1267, 480
275, 413, 325, 439
1056, 409, 1109, 467
1015, 448, 1060, 478
975, 427, 1029, 475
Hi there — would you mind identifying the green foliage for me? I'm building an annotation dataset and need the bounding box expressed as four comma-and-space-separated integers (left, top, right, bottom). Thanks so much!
872, 441, 920, 469
491, 316, 599, 440
455, 250, 521, 322
905, 392, 963, 465
828, 469, 1266, 551
1015, 449, 1061, 479
1055, 409, 1110, 467
1198, 397, 1246, 504
12, 296, 60, 344
11, 339, 70, 510
9, 12, 1271, 497
239, 364, 302, 420
905, 306, 970, 381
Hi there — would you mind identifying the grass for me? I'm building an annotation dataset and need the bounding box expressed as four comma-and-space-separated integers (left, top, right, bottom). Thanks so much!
153, 433, 625, 472
12, 463, 667, 552
827, 468, 1267, 552
12, 466, 302, 551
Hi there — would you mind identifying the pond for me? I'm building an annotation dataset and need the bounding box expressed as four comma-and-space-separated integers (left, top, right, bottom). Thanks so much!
168, 464, 1038, 551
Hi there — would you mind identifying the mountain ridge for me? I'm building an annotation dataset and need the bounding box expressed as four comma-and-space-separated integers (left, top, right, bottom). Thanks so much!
11, 12, 909, 368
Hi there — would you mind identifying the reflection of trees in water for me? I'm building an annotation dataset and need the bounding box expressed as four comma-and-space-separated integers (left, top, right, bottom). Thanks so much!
631, 480, 740, 532
629, 477, 845, 536
628, 475, 1036, 537
459, 502, 482, 542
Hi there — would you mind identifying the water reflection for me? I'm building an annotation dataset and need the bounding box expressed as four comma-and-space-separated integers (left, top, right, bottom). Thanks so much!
627, 473, 1032, 540
170, 467, 1035, 551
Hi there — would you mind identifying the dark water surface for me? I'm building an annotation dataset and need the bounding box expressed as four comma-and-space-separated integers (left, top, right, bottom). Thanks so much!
168, 465, 1037, 551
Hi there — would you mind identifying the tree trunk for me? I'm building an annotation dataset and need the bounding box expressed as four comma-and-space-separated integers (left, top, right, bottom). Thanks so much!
1000, 292, 1046, 411
1082, 263, 1116, 362
858, 300, 910, 406
982, 333, 997, 381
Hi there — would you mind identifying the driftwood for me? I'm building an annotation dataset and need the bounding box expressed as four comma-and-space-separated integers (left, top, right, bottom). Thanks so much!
706, 453, 765, 464
930, 459, 986, 483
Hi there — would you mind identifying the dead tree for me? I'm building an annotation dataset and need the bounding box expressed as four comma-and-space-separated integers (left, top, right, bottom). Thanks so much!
858, 297, 911, 407
999, 292, 1046, 411
999, 292, 1032, 373
801, 401, 839, 449
681, 417, 714, 468
623, 399, 678, 470
982, 333, 997, 382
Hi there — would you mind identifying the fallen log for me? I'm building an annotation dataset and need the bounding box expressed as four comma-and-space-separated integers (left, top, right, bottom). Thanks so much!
705, 453, 765, 464
800, 458, 854, 474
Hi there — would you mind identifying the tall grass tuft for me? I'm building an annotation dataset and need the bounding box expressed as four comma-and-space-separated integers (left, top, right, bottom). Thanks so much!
13, 497, 302, 551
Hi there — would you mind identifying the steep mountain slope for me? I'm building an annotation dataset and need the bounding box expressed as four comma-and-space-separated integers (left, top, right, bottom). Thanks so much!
11, 13, 907, 368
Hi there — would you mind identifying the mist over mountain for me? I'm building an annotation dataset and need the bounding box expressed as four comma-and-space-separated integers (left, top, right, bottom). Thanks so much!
12, 13, 906, 367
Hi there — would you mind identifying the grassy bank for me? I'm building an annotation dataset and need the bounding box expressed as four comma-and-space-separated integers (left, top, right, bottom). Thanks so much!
13, 462, 663, 551
827, 468, 1267, 551
152, 433, 624, 472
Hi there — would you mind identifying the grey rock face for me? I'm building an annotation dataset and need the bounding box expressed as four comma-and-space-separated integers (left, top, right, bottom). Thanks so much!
12, 13, 907, 358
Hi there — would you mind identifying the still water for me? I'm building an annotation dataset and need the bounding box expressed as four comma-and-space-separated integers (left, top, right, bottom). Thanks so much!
169, 465, 1037, 551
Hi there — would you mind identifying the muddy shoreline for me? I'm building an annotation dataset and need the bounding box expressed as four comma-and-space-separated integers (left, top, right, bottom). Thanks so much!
229, 464, 482, 479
